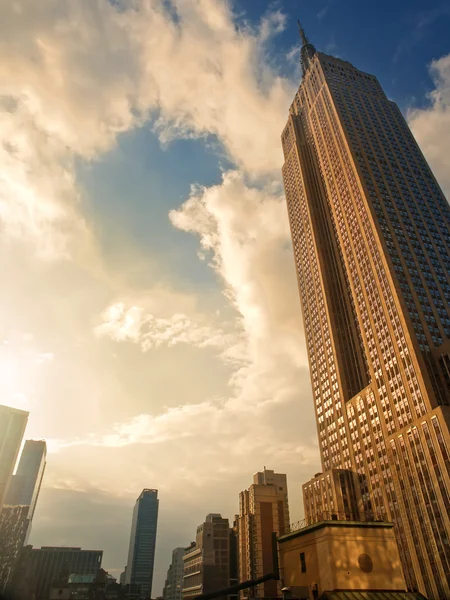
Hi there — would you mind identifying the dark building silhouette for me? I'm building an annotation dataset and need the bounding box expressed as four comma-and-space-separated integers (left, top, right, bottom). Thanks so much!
10, 545, 103, 600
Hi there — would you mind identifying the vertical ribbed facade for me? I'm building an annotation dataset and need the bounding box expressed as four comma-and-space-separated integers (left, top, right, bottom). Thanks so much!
282, 45, 450, 599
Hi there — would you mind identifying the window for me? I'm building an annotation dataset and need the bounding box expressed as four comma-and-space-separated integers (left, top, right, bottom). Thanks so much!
300, 552, 307, 573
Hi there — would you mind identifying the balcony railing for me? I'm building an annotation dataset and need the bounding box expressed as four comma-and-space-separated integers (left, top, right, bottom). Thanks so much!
286, 511, 386, 534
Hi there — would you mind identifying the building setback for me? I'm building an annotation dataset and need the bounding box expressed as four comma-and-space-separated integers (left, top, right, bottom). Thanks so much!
125, 489, 159, 599
0, 405, 28, 511
237, 469, 290, 599
282, 23, 450, 599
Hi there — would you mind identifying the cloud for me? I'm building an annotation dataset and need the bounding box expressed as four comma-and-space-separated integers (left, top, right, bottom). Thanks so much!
125, 2, 295, 174
0, 0, 319, 593
0, 0, 139, 257
95, 302, 242, 356
317, 1, 333, 20
408, 53, 450, 197
0, 0, 296, 259
170, 171, 307, 371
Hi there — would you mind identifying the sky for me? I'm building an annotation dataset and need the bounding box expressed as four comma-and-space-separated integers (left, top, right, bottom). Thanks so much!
2, 0, 450, 593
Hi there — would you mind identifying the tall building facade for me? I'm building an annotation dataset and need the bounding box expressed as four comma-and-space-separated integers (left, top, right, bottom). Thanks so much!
282, 24, 450, 599
0, 506, 30, 592
125, 489, 159, 599
0, 404, 28, 511
237, 469, 289, 599
163, 548, 185, 600
182, 514, 232, 600
5, 439, 47, 543
302, 468, 363, 521
11, 545, 102, 600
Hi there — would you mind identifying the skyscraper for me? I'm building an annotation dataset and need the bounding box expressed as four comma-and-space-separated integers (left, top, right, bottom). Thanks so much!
5, 439, 47, 542
0, 405, 29, 511
282, 23, 450, 599
237, 469, 289, 599
125, 489, 159, 599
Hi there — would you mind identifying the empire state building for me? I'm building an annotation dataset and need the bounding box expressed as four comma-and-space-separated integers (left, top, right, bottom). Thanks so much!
282, 24, 450, 599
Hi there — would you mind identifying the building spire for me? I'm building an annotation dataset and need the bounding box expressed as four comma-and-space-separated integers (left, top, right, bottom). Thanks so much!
297, 18, 316, 76
297, 19, 309, 46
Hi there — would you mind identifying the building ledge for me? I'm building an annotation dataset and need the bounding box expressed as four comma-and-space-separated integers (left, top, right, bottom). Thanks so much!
278, 519, 393, 542
321, 590, 427, 600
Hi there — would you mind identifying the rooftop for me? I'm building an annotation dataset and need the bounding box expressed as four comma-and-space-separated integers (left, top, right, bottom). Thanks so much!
279, 512, 393, 542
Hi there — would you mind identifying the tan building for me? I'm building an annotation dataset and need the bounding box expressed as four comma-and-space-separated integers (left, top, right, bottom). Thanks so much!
278, 518, 414, 600
237, 469, 289, 599
302, 469, 363, 523
182, 514, 232, 600
281, 22, 450, 600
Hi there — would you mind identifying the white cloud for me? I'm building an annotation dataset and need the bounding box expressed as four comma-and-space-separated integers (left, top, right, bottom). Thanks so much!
126, 2, 294, 174
170, 171, 307, 373
1, 0, 316, 591
0, 0, 295, 257
95, 302, 243, 356
408, 53, 450, 197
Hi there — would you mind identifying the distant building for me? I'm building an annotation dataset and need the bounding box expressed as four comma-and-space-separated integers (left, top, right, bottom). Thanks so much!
0, 404, 28, 511
49, 569, 118, 600
183, 514, 233, 600
125, 489, 159, 599
5, 439, 47, 542
119, 567, 127, 585
162, 548, 185, 600
229, 523, 238, 600
278, 516, 417, 600
237, 469, 290, 599
10, 545, 103, 600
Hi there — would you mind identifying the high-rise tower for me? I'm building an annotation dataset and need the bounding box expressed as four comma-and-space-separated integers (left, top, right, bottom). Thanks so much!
0, 405, 28, 512
125, 489, 159, 599
282, 23, 450, 600
5, 439, 47, 542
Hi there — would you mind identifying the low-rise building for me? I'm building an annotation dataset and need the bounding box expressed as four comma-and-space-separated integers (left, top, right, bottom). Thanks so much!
302, 469, 363, 523
278, 515, 425, 600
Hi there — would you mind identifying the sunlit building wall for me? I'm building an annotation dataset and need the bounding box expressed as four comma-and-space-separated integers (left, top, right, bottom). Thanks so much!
282, 26, 450, 599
